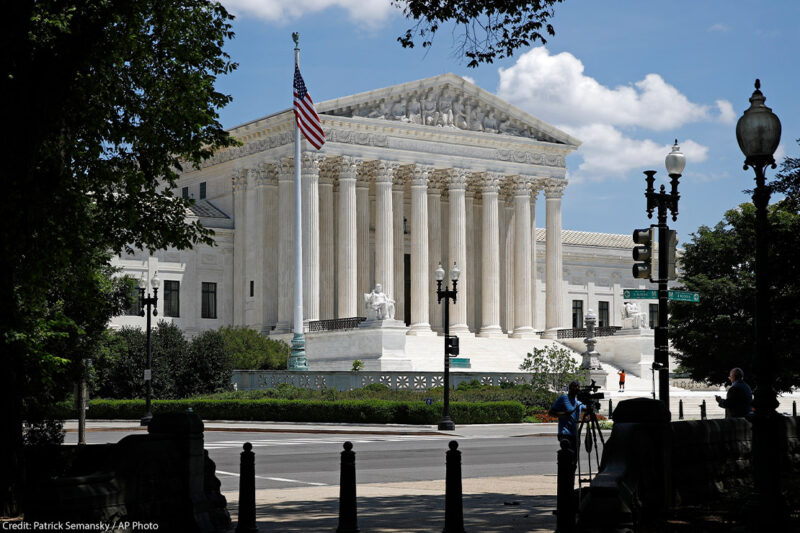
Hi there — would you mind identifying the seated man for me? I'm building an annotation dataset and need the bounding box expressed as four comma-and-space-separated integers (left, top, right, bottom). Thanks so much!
364, 283, 395, 320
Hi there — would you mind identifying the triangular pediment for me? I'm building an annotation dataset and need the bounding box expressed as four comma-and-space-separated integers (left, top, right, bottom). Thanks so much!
316, 73, 580, 147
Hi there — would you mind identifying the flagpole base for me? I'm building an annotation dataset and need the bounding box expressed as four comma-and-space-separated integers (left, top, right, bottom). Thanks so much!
289, 333, 309, 371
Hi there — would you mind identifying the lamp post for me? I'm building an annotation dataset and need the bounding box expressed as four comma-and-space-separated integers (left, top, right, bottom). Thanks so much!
435, 261, 460, 431
637, 141, 685, 410
735, 79, 785, 523
139, 271, 160, 426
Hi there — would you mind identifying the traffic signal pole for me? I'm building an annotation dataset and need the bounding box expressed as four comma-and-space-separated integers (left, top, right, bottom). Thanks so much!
655, 197, 670, 412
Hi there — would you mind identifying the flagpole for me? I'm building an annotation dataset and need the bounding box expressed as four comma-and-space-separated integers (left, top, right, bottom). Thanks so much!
290, 32, 308, 371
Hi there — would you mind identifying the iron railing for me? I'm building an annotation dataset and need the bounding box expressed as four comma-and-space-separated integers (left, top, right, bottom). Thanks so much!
308, 317, 366, 332
556, 326, 621, 339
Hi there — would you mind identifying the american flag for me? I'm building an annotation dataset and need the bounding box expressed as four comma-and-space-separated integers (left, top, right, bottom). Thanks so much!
293, 65, 325, 150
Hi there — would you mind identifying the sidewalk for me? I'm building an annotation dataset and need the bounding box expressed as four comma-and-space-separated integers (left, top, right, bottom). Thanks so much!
223, 475, 559, 532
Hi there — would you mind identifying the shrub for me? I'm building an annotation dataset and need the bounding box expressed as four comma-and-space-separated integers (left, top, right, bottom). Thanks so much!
180, 329, 233, 397
52, 398, 525, 424
220, 326, 289, 370
520, 345, 588, 393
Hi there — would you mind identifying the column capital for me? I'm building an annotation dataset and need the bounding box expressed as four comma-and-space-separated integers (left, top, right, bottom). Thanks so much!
376, 161, 400, 184
356, 159, 377, 188
278, 157, 294, 183
512, 175, 532, 197
253, 161, 278, 187
319, 156, 343, 186
543, 178, 568, 198
447, 169, 468, 191
412, 165, 432, 187
301, 153, 322, 176
232, 168, 249, 191
393, 165, 412, 190
340, 156, 359, 182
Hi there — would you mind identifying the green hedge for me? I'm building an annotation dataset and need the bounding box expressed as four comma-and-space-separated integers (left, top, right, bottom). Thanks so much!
53, 399, 525, 424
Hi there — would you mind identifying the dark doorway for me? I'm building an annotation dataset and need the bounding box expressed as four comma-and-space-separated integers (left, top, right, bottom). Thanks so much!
404, 253, 411, 326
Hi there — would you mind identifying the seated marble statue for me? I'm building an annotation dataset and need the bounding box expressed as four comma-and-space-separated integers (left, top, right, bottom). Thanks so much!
621, 301, 648, 329
364, 283, 395, 321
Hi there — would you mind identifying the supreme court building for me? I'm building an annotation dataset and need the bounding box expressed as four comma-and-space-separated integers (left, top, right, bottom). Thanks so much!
111, 74, 655, 359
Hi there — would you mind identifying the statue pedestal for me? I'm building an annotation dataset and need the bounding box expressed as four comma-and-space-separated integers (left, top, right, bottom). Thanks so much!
306, 321, 411, 371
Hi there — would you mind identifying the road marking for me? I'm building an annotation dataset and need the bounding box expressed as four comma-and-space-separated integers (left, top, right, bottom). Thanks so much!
204, 434, 456, 450
215, 470, 327, 486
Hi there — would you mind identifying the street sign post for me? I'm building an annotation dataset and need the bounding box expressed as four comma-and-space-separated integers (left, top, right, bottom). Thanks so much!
668, 290, 700, 302
623, 289, 658, 299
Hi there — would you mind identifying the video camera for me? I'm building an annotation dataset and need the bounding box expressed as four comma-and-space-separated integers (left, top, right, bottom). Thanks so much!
576, 380, 604, 411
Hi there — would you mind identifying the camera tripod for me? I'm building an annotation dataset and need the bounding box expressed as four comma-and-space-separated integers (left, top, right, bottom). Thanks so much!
575, 400, 606, 493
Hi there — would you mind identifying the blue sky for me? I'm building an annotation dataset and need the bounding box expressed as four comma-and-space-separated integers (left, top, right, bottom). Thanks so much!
214, 0, 799, 241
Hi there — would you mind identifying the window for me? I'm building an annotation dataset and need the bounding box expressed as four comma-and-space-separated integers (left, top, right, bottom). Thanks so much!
249, 280, 254, 297
202, 282, 217, 319
572, 300, 584, 328
199, 181, 207, 199
598, 301, 609, 328
126, 286, 142, 316
163, 280, 180, 317
181, 186, 188, 199
649, 303, 659, 329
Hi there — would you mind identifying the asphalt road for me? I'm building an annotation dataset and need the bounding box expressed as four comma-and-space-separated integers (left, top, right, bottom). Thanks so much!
68, 427, 578, 492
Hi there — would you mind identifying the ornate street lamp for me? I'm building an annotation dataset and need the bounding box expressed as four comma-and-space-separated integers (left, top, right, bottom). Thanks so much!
735, 79, 785, 524
139, 271, 160, 426
633, 140, 684, 409
435, 261, 460, 431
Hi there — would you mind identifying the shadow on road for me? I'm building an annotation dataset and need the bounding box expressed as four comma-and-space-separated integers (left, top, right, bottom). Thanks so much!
232, 492, 557, 532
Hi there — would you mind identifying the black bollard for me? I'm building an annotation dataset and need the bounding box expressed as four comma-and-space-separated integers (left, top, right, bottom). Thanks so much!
608, 399, 613, 420
444, 440, 466, 533
337, 442, 359, 533
678, 399, 684, 420
701, 400, 707, 420
556, 439, 577, 533
236, 442, 257, 533
794, 401, 797, 417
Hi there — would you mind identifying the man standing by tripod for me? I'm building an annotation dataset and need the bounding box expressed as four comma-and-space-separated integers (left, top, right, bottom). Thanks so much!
548, 381, 585, 454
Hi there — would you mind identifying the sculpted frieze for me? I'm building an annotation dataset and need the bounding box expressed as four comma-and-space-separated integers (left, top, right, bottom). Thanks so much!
326, 86, 544, 140
327, 129, 388, 147
496, 150, 565, 168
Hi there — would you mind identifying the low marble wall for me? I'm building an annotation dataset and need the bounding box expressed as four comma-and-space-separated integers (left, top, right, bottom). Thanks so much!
232, 370, 535, 392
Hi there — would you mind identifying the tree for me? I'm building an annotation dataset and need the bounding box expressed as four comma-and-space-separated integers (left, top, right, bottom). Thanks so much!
219, 326, 290, 370
519, 344, 587, 393
1, 1, 236, 514
670, 141, 800, 391
394, 0, 564, 67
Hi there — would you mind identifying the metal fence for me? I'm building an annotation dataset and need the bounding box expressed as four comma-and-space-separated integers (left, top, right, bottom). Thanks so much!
556, 326, 622, 339
307, 317, 366, 332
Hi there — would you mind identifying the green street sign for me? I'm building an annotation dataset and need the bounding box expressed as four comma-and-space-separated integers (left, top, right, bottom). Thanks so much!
623, 289, 658, 299
669, 290, 700, 302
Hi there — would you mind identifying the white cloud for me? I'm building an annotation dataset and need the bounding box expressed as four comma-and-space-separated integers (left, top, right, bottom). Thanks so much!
708, 23, 730, 32
497, 48, 712, 131
562, 124, 708, 180
461, 75, 476, 85
775, 143, 787, 163
716, 100, 736, 124
222, 0, 395, 27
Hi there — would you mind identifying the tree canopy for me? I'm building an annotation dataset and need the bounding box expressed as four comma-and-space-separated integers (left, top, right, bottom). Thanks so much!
394, 0, 563, 67
0, 0, 236, 514
669, 140, 800, 392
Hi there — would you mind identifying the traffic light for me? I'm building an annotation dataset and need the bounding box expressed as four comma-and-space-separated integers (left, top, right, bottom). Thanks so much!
446, 335, 459, 357
632, 227, 655, 279
666, 230, 678, 280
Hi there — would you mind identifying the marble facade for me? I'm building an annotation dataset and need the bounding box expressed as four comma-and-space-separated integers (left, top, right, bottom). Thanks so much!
111, 74, 659, 347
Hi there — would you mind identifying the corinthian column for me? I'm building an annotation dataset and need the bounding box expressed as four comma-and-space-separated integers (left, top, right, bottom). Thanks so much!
478, 174, 503, 337
428, 178, 442, 331
408, 166, 433, 335
319, 161, 335, 320
301, 154, 320, 322
232, 169, 248, 327
275, 158, 295, 333
393, 171, 406, 324
375, 163, 395, 299
530, 181, 540, 330
337, 159, 358, 317
512, 177, 535, 338
544, 178, 568, 337
356, 165, 370, 301
448, 170, 470, 334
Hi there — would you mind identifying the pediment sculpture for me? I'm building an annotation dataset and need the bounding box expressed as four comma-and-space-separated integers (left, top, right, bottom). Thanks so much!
326, 86, 538, 139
